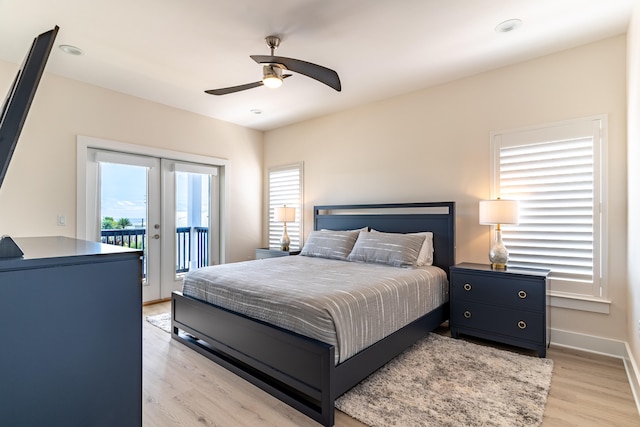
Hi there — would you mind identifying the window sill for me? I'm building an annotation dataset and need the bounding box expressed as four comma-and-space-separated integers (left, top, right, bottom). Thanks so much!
549, 292, 611, 314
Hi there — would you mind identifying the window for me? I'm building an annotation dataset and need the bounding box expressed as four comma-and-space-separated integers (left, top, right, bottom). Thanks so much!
268, 163, 303, 250
491, 116, 607, 300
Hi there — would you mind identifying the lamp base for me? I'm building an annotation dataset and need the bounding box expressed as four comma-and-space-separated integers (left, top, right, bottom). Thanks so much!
488, 228, 509, 270
280, 226, 290, 252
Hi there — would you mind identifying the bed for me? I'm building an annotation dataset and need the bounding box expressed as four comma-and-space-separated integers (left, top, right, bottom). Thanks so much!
171, 201, 455, 426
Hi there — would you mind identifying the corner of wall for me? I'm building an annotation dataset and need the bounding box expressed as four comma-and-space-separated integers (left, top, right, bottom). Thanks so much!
627, 1, 640, 415
623, 342, 640, 416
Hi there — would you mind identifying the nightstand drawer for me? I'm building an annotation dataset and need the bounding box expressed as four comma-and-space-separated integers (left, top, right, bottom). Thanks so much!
451, 271, 544, 311
451, 301, 544, 343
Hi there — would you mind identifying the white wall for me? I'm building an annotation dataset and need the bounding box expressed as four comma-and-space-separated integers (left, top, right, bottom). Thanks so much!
264, 36, 628, 342
0, 63, 264, 263
627, 4, 640, 373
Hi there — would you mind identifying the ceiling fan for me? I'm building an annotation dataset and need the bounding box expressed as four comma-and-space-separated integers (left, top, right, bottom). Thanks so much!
205, 36, 341, 96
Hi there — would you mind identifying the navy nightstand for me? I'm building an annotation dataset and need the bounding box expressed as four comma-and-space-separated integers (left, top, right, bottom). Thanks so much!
450, 262, 550, 357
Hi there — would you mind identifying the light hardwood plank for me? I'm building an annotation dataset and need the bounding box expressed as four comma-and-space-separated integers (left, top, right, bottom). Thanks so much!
143, 302, 640, 426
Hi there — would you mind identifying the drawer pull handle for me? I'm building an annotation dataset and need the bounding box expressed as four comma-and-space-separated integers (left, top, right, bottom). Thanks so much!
517, 320, 527, 329
463, 283, 472, 291
463, 310, 472, 319
518, 290, 527, 299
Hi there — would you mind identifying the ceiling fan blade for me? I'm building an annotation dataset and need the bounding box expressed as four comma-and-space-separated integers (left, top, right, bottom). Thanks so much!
250, 55, 341, 92
205, 75, 292, 96
205, 80, 264, 95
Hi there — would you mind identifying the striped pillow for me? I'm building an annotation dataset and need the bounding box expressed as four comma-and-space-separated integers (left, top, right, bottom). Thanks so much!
300, 230, 360, 260
347, 231, 425, 268
371, 230, 433, 266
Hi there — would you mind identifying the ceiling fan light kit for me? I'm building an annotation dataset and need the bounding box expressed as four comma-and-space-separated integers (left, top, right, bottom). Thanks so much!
262, 65, 283, 88
205, 35, 341, 96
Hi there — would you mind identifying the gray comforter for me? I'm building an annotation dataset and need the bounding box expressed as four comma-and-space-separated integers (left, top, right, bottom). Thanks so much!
182, 255, 448, 363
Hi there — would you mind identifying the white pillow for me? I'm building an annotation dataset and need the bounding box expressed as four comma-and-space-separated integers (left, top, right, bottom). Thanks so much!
415, 232, 434, 266
370, 230, 433, 266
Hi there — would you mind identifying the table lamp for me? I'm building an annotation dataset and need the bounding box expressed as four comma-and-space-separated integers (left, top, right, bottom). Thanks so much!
479, 198, 519, 270
274, 205, 296, 251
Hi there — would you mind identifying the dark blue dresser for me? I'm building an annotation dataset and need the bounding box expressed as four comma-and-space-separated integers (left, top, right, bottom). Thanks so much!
0, 237, 142, 426
450, 262, 550, 357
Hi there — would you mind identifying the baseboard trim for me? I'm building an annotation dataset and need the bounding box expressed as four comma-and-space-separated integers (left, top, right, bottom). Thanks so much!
550, 328, 640, 415
623, 342, 640, 417
143, 297, 172, 306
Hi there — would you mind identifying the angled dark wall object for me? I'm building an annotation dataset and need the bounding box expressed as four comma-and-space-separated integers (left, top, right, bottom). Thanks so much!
0, 26, 59, 258
0, 25, 58, 187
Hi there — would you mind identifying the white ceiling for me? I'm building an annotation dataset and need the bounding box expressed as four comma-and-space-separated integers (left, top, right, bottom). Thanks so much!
0, 0, 634, 131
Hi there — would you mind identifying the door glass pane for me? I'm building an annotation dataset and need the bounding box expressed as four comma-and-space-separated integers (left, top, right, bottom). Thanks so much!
99, 162, 149, 281
175, 171, 210, 276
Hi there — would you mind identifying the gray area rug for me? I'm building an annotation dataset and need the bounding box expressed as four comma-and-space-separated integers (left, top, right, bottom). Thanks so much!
146, 313, 553, 426
146, 312, 171, 332
336, 333, 553, 427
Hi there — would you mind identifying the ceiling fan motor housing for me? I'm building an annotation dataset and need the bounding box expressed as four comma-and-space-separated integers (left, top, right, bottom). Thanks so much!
265, 35, 281, 52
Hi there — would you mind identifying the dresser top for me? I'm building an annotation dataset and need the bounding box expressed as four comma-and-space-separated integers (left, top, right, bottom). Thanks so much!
451, 262, 550, 278
0, 236, 141, 271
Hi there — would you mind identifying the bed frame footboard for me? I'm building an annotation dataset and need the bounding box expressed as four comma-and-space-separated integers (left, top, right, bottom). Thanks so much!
172, 291, 337, 426
172, 291, 447, 427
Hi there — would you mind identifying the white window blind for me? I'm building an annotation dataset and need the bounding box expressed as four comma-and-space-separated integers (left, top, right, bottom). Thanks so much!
268, 163, 303, 250
491, 116, 606, 299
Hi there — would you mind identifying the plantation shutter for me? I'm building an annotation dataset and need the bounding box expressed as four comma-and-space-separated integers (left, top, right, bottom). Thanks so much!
492, 117, 605, 298
268, 163, 303, 250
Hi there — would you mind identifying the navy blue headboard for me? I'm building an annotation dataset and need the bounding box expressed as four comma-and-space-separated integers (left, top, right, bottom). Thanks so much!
313, 202, 456, 276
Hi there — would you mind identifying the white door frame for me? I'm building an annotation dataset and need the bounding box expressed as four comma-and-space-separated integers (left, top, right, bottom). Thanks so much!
77, 135, 230, 299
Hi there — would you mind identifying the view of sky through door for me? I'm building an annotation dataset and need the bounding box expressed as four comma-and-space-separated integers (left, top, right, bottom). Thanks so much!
100, 163, 148, 227
99, 162, 149, 280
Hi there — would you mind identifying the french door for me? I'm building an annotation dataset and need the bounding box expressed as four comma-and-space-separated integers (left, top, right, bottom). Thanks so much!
84, 148, 219, 302
160, 158, 219, 300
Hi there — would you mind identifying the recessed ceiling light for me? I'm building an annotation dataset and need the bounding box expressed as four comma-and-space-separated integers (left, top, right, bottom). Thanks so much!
59, 44, 83, 56
495, 19, 522, 33
250, 109, 263, 115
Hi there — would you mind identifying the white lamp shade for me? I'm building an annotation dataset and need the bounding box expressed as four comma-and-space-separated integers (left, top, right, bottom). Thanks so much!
479, 199, 519, 225
274, 206, 296, 222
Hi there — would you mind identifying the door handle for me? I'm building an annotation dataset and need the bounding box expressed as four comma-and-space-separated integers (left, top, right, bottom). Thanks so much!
153, 234, 160, 239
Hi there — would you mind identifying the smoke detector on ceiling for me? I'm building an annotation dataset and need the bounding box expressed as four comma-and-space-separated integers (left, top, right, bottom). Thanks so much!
59, 44, 83, 56
495, 19, 523, 33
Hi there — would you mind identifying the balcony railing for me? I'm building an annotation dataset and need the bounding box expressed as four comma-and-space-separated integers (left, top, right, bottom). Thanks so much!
176, 226, 209, 273
101, 228, 146, 251
101, 227, 208, 275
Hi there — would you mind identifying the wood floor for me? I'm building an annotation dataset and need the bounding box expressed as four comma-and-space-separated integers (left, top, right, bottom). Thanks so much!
143, 301, 640, 426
